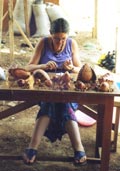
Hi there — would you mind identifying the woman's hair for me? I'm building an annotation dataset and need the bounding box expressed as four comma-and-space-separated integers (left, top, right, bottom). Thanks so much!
50, 18, 70, 34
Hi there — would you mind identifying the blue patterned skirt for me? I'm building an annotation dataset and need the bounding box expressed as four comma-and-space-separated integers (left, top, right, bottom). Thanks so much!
37, 102, 78, 142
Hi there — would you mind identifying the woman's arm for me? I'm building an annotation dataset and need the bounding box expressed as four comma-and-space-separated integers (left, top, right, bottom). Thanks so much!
71, 39, 81, 73
25, 38, 47, 72
63, 39, 81, 73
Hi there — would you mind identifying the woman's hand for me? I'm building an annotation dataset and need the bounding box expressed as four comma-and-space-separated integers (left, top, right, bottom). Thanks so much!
25, 61, 58, 72
46, 61, 58, 70
62, 59, 74, 71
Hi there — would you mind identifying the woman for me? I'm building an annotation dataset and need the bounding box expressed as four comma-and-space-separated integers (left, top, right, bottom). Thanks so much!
23, 18, 87, 165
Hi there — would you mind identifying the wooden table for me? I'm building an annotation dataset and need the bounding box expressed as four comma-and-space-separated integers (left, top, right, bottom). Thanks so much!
0, 80, 120, 171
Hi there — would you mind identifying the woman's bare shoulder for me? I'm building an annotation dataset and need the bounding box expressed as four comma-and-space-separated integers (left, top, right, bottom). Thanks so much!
36, 36, 51, 48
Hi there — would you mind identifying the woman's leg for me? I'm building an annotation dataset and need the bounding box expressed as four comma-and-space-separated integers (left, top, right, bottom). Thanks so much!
23, 115, 50, 163
65, 120, 87, 164
65, 120, 84, 151
29, 115, 50, 149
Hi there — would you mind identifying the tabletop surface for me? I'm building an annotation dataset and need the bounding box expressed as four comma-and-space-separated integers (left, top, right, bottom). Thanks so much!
0, 81, 120, 96
0, 72, 120, 97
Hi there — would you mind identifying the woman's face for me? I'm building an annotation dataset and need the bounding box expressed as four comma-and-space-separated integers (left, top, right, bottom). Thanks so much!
51, 33, 68, 51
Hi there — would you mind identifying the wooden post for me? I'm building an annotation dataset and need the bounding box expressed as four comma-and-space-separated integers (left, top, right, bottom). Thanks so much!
13, 0, 34, 50
115, 27, 120, 74
14, 19, 34, 50
92, 0, 98, 38
8, 0, 34, 61
24, 0, 30, 37
8, 0, 14, 61
0, 0, 4, 59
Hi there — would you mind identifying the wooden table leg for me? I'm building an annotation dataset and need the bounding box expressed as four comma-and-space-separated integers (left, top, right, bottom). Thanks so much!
100, 97, 114, 171
95, 104, 104, 158
111, 106, 120, 152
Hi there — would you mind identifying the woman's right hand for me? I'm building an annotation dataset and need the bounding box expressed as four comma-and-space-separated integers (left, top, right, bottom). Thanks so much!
45, 61, 58, 70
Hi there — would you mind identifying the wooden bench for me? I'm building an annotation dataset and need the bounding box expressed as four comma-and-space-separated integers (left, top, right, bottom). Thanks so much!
78, 97, 120, 153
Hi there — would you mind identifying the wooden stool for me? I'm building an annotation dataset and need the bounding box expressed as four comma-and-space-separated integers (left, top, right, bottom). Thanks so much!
111, 97, 120, 152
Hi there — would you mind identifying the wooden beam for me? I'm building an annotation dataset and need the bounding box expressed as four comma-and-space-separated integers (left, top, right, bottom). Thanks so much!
8, 0, 14, 61
0, 155, 101, 164
0, 101, 38, 120
6, 0, 34, 62
44, 0, 59, 5
115, 27, 120, 73
24, 0, 30, 37
2, 11, 8, 21
0, 0, 4, 59
92, 0, 98, 38
14, 19, 34, 50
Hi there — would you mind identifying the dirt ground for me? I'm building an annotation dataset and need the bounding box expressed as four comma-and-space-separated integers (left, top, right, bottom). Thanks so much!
0, 32, 120, 171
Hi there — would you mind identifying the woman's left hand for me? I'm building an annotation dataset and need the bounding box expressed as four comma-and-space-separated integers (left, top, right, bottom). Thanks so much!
63, 59, 74, 71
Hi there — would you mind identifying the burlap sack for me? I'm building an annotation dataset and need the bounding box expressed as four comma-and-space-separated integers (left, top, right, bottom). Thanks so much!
46, 3, 76, 36
32, 3, 50, 37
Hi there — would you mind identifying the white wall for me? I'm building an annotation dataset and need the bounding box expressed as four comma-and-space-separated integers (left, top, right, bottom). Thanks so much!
59, 0, 120, 73
97, 0, 120, 73
97, 0, 117, 51
59, 0, 94, 31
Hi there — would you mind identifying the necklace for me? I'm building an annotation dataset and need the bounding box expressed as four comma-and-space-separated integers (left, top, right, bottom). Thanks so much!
51, 40, 63, 55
